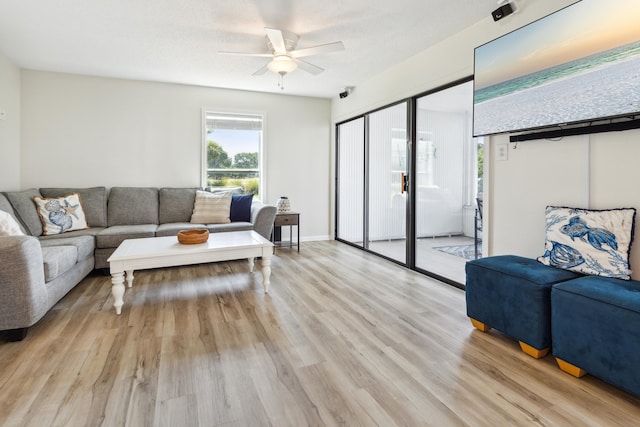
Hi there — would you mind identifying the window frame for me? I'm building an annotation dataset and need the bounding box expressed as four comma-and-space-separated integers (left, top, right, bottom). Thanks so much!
201, 108, 267, 201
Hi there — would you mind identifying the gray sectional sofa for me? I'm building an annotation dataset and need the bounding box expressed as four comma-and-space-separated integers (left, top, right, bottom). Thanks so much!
0, 186, 276, 341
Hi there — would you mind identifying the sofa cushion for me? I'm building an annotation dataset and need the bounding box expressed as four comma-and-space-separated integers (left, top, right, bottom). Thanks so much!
537, 206, 636, 280
190, 190, 231, 224
41, 245, 77, 282
0, 193, 14, 214
96, 224, 158, 248
0, 210, 25, 237
108, 187, 159, 226
230, 194, 254, 222
40, 187, 108, 227
40, 235, 95, 262
207, 222, 253, 233
159, 188, 197, 224
4, 188, 43, 236
33, 193, 89, 235
156, 222, 207, 237
39, 227, 104, 241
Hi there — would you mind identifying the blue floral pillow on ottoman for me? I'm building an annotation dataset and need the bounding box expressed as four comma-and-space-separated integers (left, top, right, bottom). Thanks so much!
537, 206, 636, 280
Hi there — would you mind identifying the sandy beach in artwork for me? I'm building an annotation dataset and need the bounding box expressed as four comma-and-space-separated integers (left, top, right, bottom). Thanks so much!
474, 55, 640, 136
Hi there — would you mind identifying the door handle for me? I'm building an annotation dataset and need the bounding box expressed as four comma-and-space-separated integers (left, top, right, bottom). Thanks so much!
401, 172, 408, 194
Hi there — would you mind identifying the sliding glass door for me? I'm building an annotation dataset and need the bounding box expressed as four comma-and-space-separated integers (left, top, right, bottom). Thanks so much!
366, 103, 408, 263
414, 80, 480, 283
336, 118, 365, 246
336, 103, 409, 264
336, 78, 481, 285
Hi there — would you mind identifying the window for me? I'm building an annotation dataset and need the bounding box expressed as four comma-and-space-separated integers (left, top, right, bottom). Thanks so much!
203, 112, 263, 198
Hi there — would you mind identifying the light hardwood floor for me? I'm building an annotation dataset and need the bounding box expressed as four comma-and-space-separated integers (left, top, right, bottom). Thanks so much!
1, 241, 639, 426
368, 235, 478, 284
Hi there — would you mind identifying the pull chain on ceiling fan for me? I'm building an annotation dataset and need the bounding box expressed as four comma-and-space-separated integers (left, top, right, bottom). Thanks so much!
219, 28, 345, 90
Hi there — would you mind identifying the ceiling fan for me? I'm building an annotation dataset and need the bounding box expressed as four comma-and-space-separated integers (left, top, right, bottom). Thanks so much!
219, 28, 345, 89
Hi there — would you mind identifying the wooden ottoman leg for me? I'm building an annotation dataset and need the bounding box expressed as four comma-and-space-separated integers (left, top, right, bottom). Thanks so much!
470, 318, 491, 332
518, 341, 549, 359
555, 358, 587, 377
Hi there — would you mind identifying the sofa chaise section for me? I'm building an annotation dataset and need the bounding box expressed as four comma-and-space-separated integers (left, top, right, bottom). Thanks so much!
0, 192, 95, 341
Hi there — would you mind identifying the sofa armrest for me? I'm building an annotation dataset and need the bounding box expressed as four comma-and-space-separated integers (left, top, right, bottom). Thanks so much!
0, 236, 49, 330
250, 202, 277, 240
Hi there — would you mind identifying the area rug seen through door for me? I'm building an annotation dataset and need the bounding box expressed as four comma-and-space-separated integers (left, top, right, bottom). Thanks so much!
433, 244, 481, 261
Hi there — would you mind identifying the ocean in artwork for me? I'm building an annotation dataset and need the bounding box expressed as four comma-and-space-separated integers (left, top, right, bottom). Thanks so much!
473, 39, 640, 135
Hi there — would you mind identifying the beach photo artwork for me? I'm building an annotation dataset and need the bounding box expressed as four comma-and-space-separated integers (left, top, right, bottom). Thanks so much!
473, 0, 640, 136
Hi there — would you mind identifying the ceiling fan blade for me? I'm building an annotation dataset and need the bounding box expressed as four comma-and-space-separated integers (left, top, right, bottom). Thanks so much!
265, 28, 287, 53
294, 58, 324, 75
252, 64, 270, 76
219, 51, 272, 58
290, 41, 345, 58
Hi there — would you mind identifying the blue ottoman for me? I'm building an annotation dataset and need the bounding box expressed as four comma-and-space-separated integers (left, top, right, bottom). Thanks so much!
466, 255, 581, 358
552, 276, 640, 397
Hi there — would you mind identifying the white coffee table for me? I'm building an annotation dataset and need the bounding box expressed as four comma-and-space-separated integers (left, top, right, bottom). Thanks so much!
107, 230, 273, 315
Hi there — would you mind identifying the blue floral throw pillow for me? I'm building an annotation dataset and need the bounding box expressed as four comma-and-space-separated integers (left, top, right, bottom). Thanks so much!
537, 206, 636, 280
33, 193, 89, 235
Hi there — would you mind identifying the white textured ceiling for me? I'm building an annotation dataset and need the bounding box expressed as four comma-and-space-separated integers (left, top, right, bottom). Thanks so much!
0, 0, 498, 98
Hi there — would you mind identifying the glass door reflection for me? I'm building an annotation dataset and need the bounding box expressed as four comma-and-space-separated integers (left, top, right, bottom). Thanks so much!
414, 80, 481, 283
367, 103, 408, 264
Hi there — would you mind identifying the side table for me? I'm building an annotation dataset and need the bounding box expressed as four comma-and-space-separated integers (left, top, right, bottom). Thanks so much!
272, 212, 300, 252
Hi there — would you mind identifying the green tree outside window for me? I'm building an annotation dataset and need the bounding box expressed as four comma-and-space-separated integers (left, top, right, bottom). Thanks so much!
234, 152, 258, 169
207, 141, 232, 168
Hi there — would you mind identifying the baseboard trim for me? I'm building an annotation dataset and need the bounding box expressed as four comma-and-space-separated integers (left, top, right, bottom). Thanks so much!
300, 235, 331, 242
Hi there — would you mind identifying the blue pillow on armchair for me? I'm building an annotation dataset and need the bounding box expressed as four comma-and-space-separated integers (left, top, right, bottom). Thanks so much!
230, 194, 254, 222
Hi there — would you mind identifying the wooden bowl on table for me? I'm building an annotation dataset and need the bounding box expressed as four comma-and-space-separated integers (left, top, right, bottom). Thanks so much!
177, 229, 209, 244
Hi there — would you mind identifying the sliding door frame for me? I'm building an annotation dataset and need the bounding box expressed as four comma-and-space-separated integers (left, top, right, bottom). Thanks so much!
335, 115, 366, 248
335, 76, 473, 288
411, 76, 474, 289
363, 114, 370, 250
336, 99, 410, 265
405, 97, 416, 269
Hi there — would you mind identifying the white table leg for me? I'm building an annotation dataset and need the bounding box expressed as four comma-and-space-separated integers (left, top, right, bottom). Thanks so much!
248, 257, 255, 273
111, 272, 125, 315
261, 255, 272, 293
125, 270, 134, 288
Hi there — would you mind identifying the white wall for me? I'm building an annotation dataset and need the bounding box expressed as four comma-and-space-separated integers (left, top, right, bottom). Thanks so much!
489, 134, 591, 257
20, 70, 332, 240
329, 0, 640, 280
491, 129, 640, 279
0, 51, 21, 191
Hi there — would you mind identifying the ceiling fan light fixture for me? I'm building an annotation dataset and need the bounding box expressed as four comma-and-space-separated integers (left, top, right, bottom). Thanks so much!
267, 55, 298, 74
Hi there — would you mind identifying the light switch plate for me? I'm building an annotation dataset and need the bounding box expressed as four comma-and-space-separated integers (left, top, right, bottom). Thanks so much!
496, 142, 508, 161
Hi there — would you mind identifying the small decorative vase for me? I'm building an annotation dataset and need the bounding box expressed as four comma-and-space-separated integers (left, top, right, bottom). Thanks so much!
276, 196, 291, 213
